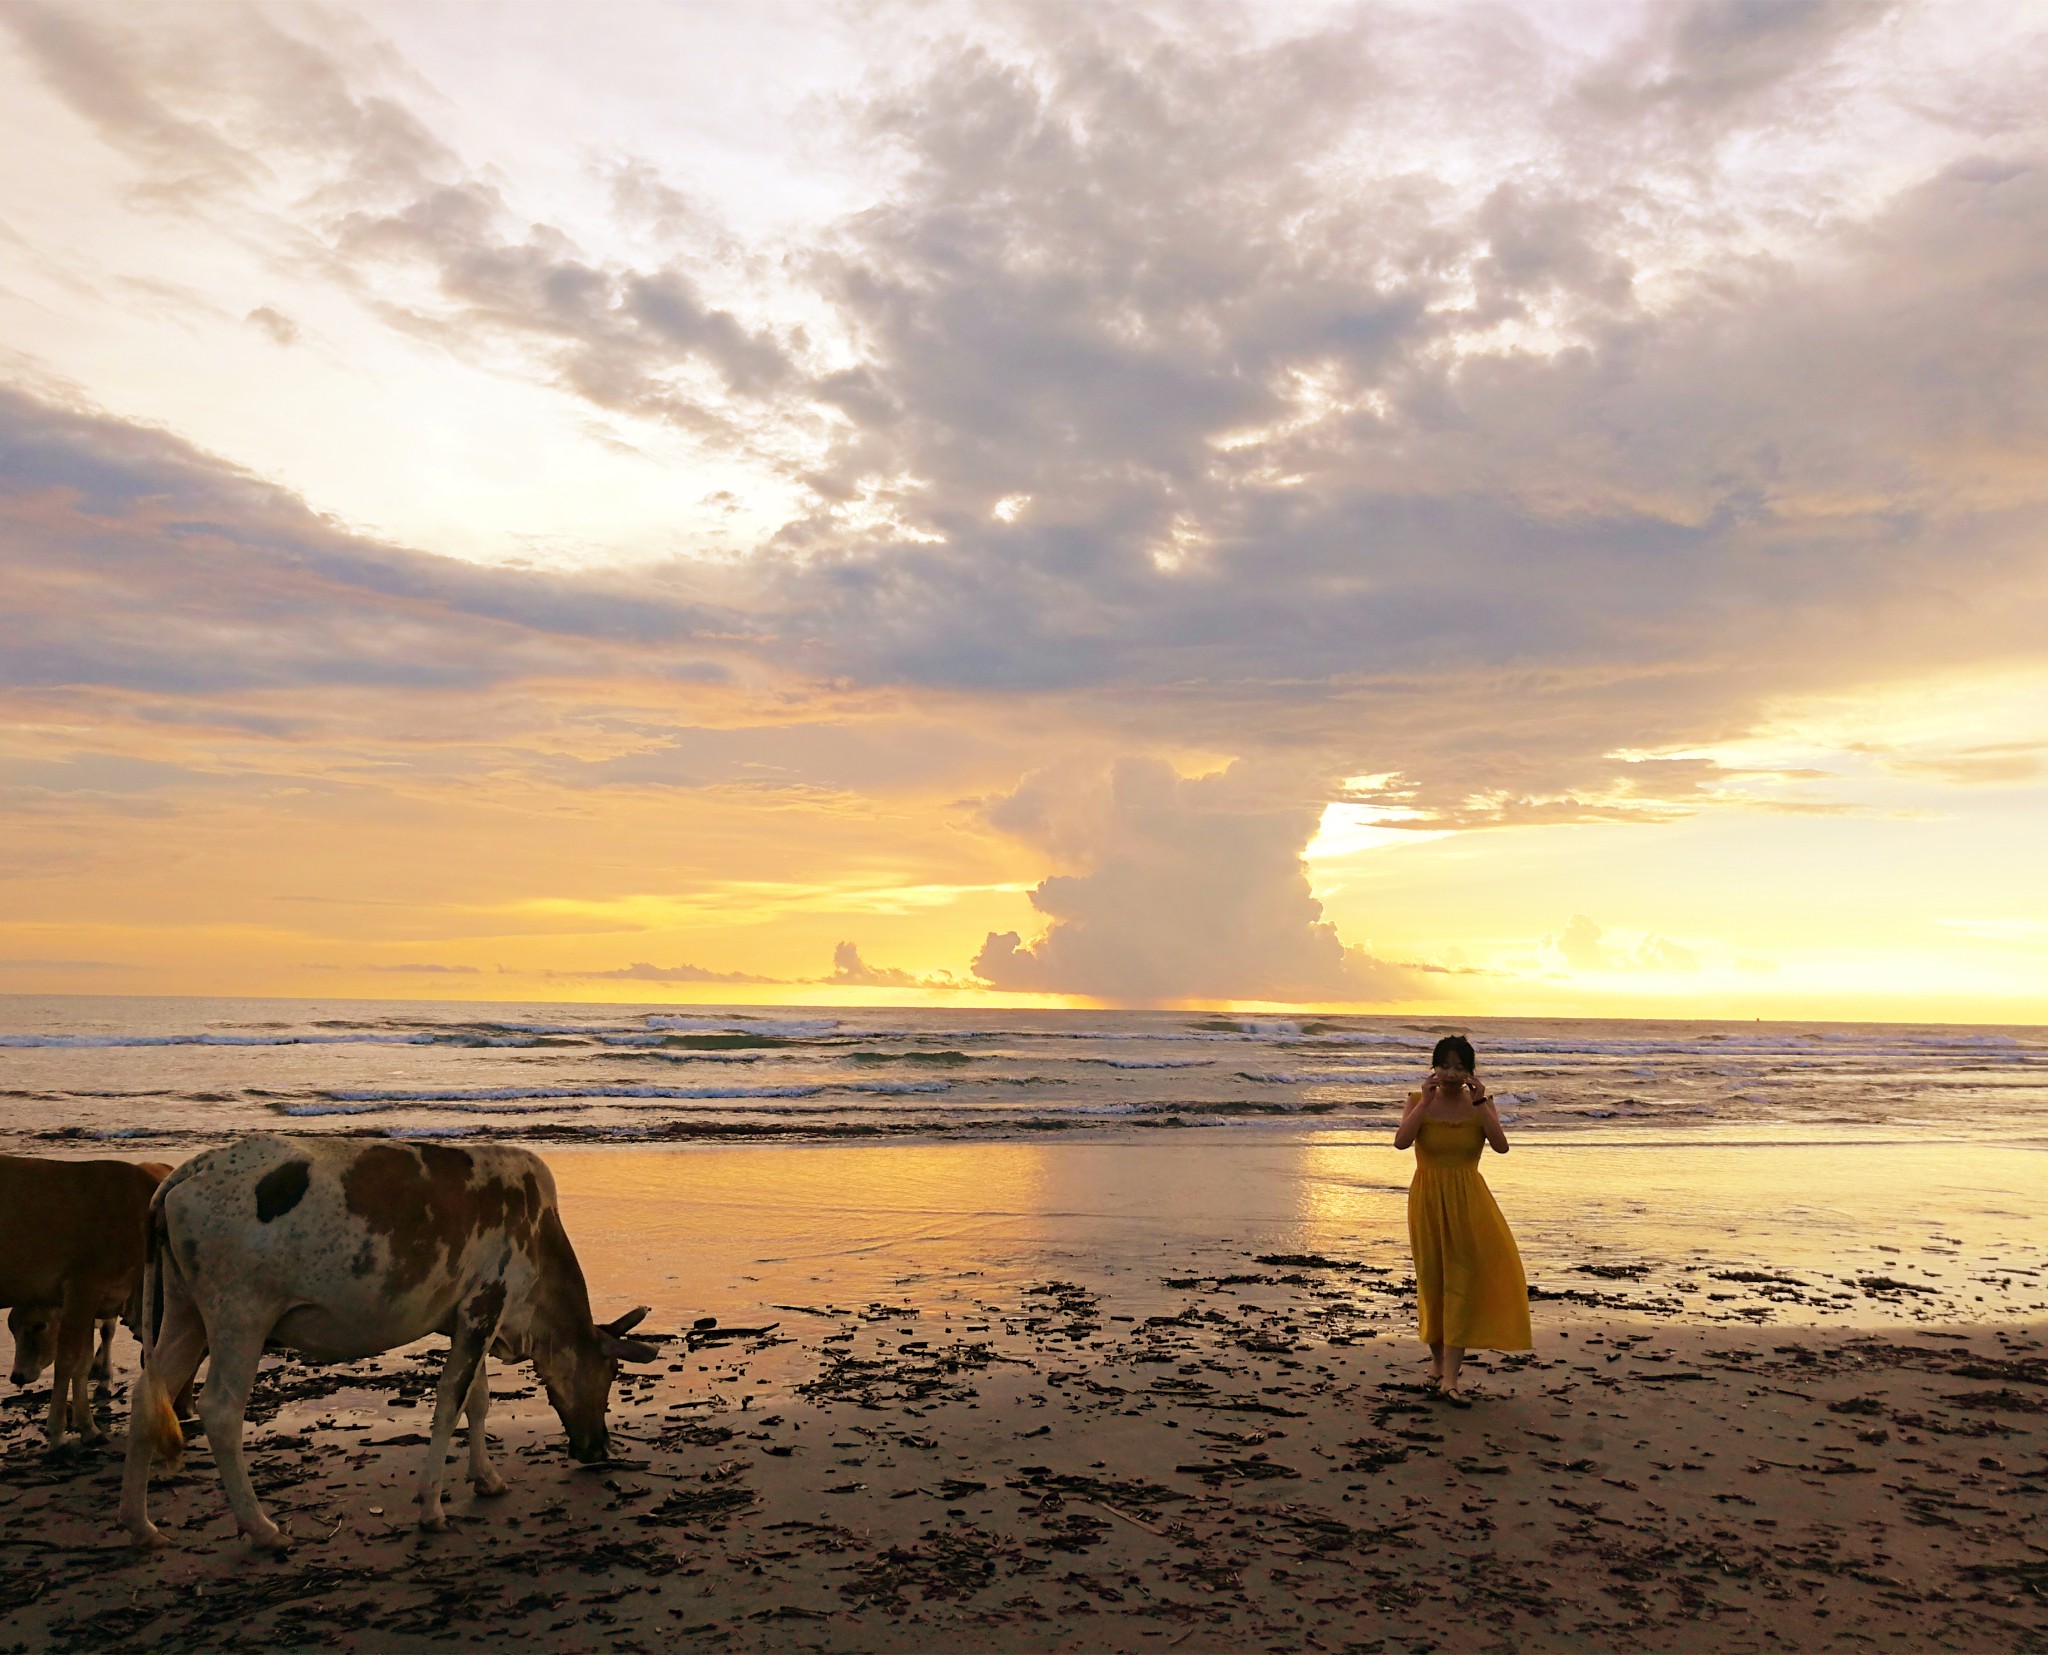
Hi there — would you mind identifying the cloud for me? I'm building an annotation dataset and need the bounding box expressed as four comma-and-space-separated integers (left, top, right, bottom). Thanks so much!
0, 957, 129, 971
970, 758, 1415, 1004
245, 306, 298, 346
825, 942, 921, 989
8, 3, 2047, 834
1544, 915, 1701, 974
356, 962, 479, 975
1580, 0, 1895, 120
2, 3, 801, 432
573, 960, 783, 985
741, 11, 2048, 823
0, 381, 732, 697
552, 719, 1017, 796
1874, 743, 2047, 785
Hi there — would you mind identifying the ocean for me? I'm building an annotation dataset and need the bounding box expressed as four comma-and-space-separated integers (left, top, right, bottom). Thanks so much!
3, 995, 2042, 1153
6, 996, 2048, 1334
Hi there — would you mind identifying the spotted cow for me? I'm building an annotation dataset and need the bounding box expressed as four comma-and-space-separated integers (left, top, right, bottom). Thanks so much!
120, 1135, 655, 1550
1, 1155, 175, 1448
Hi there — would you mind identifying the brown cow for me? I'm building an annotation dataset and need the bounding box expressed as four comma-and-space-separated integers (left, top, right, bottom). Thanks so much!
1, 1155, 173, 1448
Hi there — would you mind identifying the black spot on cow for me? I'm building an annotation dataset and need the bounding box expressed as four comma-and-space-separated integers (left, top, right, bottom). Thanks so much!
350, 1239, 377, 1278
255, 1160, 312, 1223
418, 1143, 474, 1181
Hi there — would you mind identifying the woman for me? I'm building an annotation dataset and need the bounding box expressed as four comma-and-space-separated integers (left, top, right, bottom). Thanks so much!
1394, 1034, 1531, 1395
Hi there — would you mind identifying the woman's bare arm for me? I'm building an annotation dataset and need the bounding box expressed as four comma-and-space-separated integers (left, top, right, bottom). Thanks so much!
1478, 1096, 1509, 1155
1393, 1080, 1433, 1150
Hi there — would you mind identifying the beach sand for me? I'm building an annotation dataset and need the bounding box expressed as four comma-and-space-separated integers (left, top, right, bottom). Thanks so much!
4, 1138, 2047, 1652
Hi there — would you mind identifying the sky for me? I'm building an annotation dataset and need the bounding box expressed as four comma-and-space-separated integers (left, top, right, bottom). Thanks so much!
1, 0, 2045, 1021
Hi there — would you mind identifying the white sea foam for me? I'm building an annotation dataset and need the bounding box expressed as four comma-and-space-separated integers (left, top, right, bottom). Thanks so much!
291, 1079, 955, 1113
0, 1032, 439, 1049
643, 1015, 848, 1038
1076, 1057, 1214, 1070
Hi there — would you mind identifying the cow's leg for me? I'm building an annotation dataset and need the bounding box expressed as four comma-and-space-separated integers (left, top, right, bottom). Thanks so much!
47, 1286, 98, 1450
68, 1344, 100, 1441
195, 1316, 289, 1551
417, 1291, 502, 1531
463, 1355, 508, 1497
90, 1316, 117, 1385
119, 1298, 207, 1547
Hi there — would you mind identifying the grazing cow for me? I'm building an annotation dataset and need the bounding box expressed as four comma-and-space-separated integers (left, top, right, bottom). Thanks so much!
120, 1135, 656, 1550
1, 1155, 174, 1448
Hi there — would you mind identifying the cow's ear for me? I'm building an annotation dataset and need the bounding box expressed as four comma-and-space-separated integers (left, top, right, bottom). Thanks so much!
600, 1333, 659, 1364
601, 1305, 650, 1337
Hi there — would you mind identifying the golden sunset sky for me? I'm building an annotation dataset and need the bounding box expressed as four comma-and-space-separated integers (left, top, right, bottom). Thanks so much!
2, 0, 2044, 1021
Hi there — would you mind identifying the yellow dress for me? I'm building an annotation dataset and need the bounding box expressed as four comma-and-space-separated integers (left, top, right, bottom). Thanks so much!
1407, 1110, 1532, 1351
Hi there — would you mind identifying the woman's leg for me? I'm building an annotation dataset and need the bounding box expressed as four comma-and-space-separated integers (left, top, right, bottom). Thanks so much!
1441, 1345, 1465, 1394
1427, 1341, 1446, 1384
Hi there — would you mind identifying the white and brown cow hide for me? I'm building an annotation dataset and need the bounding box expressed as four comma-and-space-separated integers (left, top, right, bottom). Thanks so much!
120, 1135, 655, 1550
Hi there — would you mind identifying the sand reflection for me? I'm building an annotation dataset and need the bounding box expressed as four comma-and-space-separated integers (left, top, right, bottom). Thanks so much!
548, 1136, 2048, 1335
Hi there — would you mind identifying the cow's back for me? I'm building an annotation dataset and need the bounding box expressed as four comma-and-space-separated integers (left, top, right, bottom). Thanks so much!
0, 1155, 163, 1307
162, 1136, 562, 1361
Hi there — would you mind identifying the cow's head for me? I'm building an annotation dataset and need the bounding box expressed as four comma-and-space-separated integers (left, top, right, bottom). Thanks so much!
6, 1304, 58, 1387
533, 1305, 657, 1462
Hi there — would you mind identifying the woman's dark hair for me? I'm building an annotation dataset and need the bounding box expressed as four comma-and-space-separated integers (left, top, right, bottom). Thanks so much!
1431, 1034, 1476, 1073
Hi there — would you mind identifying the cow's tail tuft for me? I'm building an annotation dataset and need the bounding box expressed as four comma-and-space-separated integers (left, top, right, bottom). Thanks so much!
135, 1195, 183, 1471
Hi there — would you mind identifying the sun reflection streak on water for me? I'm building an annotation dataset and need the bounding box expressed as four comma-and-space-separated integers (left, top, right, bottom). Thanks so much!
546, 1137, 2048, 1336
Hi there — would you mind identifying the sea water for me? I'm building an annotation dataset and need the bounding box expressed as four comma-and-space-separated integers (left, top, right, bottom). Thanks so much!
4, 996, 2048, 1330
2, 995, 2042, 1151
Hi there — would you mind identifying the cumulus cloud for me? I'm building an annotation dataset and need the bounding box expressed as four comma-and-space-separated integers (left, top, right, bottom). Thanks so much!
1544, 915, 1700, 974
826, 942, 922, 989
971, 759, 1414, 1003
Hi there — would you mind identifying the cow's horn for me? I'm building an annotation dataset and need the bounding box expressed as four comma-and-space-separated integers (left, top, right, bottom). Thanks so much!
602, 1305, 651, 1336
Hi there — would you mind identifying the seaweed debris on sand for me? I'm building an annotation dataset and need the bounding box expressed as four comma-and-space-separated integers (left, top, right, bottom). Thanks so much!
3, 1253, 2046, 1653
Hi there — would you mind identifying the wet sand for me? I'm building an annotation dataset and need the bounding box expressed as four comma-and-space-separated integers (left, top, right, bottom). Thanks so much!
5, 1138, 2048, 1652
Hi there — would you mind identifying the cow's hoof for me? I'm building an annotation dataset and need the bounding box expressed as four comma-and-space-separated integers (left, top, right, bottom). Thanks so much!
126, 1521, 167, 1550
471, 1472, 510, 1498
242, 1520, 290, 1553
418, 1509, 448, 1533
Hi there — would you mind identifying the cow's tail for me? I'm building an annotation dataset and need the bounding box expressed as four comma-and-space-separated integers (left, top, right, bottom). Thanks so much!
134, 1189, 184, 1471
